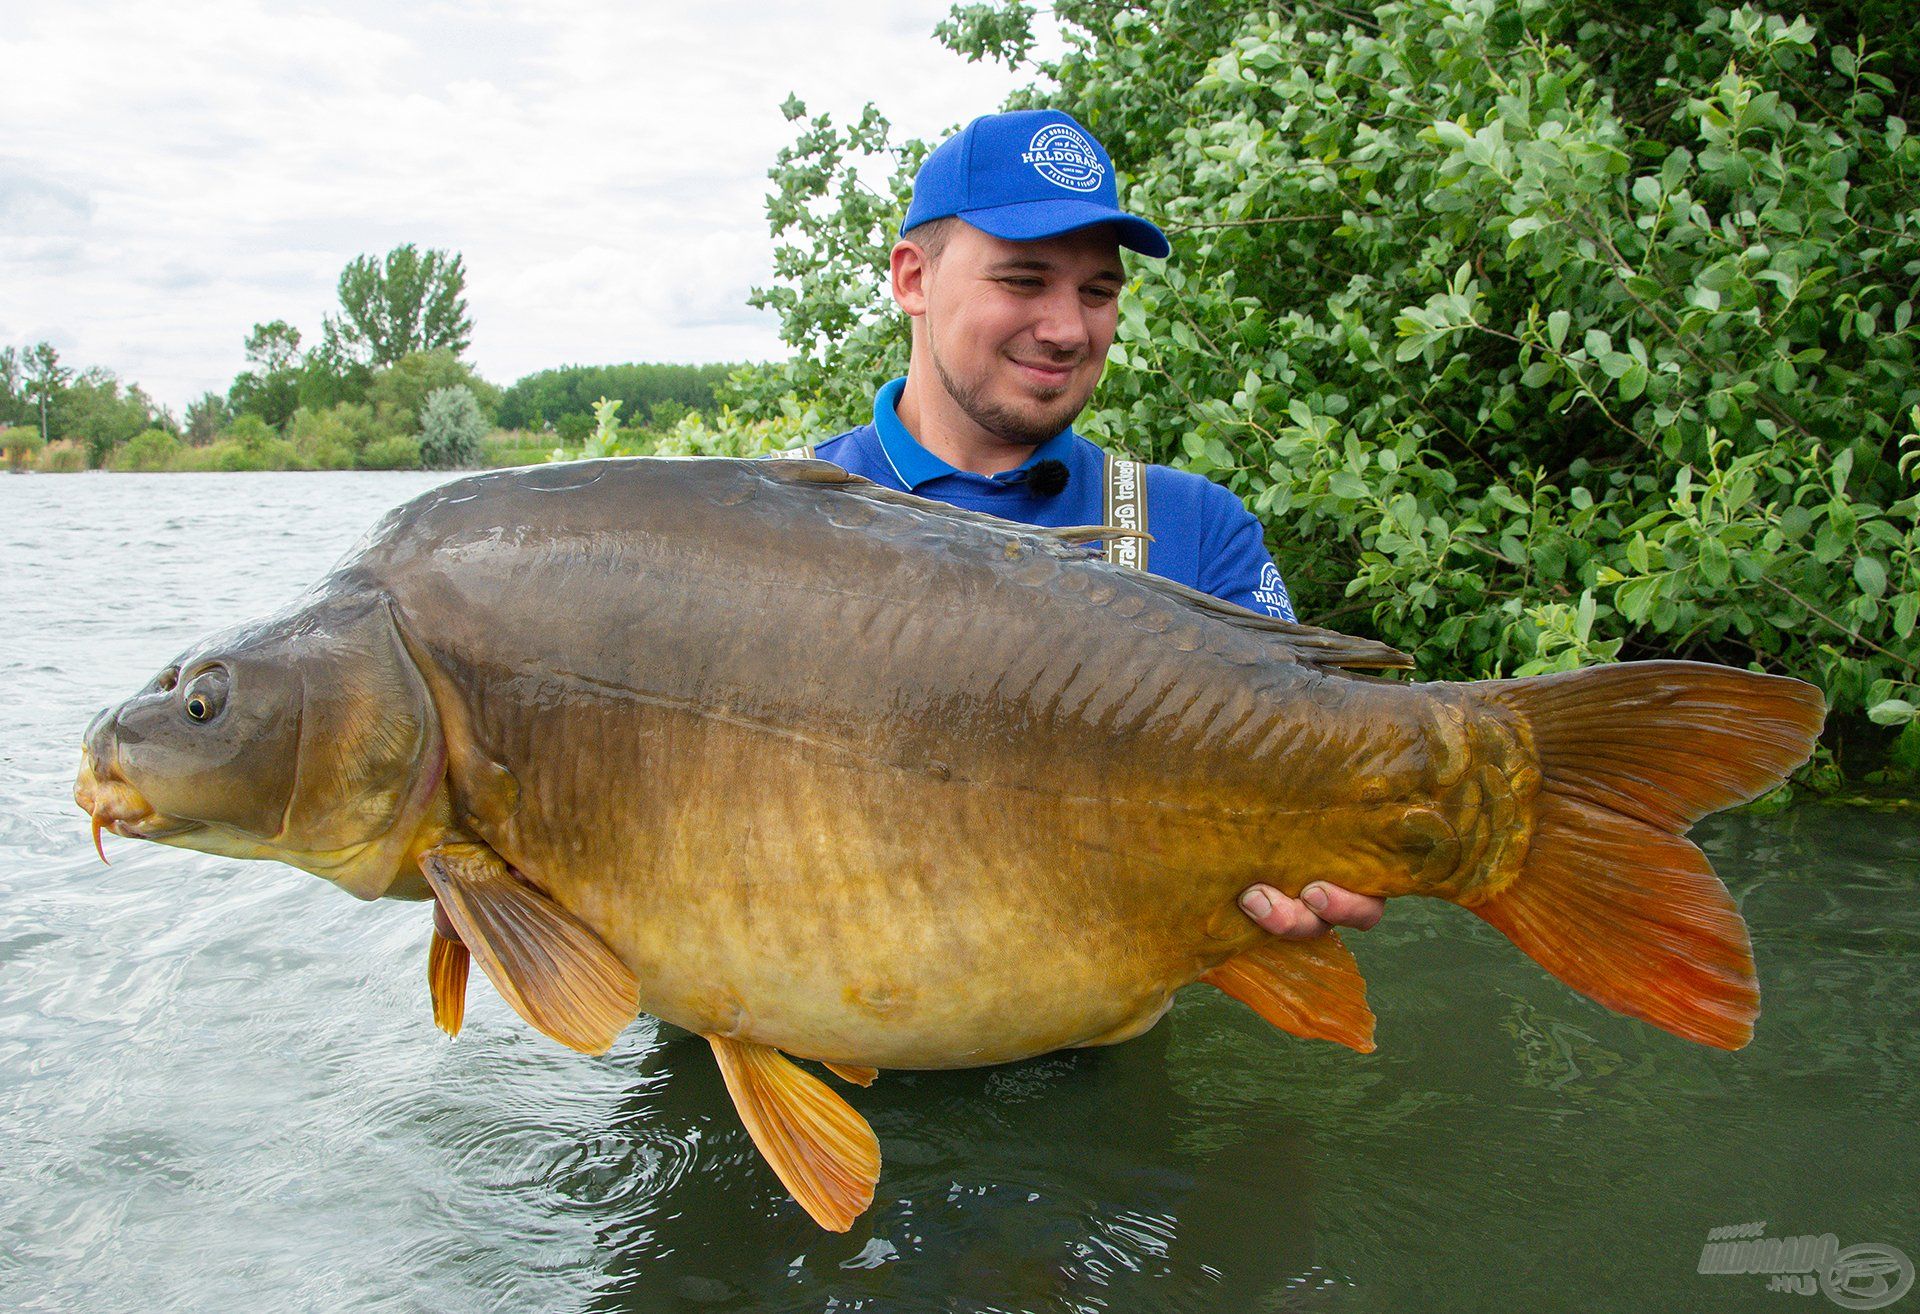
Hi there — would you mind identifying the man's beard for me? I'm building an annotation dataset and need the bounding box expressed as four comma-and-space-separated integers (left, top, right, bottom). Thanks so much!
928, 327, 1086, 446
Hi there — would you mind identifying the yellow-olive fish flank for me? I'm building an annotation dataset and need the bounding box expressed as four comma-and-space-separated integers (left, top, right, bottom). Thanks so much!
74, 457, 1825, 1230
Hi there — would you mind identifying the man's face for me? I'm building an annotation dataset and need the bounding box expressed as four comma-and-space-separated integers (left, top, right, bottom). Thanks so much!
899, 223, 1125, 445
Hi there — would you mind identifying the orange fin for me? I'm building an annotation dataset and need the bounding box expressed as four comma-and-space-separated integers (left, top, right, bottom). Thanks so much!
419, 843, 640, 1055
1469, 660, 1823, 1050
1489, 659, 1825, 831
708, 1035, 881, 1232
428, 930, 469, 1038
823, 1061, 878, 1087
1202, 933, 1376, 1053
1472, 793, 1759, 1049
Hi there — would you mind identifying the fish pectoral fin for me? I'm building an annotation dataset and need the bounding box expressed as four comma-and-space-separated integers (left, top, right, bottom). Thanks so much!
708, 1035, 881, 1232
428, 930, 469, 1038
822, 1061, 878, 1087
1202, 933, 1377, 1054
418, 843, 640, 1055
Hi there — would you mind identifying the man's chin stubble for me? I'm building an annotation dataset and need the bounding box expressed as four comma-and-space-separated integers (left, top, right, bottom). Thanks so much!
934, 353, 1085, 445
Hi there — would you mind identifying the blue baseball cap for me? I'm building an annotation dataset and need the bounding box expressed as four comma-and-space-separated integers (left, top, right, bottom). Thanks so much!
901, 109, 1171, 259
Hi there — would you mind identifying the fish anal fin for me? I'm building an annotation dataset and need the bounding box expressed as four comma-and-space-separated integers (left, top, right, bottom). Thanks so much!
823, 1061, 878, 1087
428, 929, 469, 1038
708, 1036, 880, 1232
419, 843, 640, 1055
1202, 933, 1377, 1053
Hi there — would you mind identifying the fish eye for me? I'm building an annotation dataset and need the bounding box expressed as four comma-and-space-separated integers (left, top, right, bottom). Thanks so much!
180, 668, 228, 724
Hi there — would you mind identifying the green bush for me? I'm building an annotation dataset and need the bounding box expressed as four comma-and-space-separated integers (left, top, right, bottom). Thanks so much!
191, 435, 299, 471
2, 425, 44, 472
287, 402, 383, 470
479, 429, 551, 468
733, 0, 1920, 778
419, 385, 486, 468
358, 434, 422, 470
37, 440, 86, 473
112, 428, 183, 471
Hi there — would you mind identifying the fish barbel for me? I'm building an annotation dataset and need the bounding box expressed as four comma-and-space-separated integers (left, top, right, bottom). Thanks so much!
74, 457, 1825, 1229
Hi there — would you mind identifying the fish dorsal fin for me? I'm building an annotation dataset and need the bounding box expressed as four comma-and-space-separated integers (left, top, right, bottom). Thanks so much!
759, 458, 1409, 672
419, 843, 640, 1055
1126, 570, 1415, 671
708, 1035, 881, 1231
822, 1061, 878, 1087
1202, 933, 1377, 1053
428, 927, 469, 1038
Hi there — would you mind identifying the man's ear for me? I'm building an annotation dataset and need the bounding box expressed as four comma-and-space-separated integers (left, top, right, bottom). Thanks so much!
890, 240, 932, 317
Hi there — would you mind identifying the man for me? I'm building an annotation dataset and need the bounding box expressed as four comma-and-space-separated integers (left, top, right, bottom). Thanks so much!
798, 108, 1382, 942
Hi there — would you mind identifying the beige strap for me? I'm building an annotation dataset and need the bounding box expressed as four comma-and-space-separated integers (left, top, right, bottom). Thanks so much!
1102, 454, 1149, 570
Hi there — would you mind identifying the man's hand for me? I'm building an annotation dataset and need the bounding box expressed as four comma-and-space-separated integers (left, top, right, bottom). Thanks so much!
1238, 882, 1384, 939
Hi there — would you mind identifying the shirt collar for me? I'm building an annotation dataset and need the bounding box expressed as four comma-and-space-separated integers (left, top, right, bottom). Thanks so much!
871, 376, 1078, 491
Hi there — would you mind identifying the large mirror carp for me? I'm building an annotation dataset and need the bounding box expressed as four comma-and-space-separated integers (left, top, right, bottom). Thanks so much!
74, 457, 1824, 1230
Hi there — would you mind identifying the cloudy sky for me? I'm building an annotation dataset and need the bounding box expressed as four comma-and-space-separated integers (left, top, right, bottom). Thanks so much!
2, 1, 1049, 412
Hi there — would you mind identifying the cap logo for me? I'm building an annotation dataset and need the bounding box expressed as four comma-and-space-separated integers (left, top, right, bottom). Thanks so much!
1021, 122, 1104, 193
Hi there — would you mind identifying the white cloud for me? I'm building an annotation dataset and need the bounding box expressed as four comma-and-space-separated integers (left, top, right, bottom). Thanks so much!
0, 0, 1052, 411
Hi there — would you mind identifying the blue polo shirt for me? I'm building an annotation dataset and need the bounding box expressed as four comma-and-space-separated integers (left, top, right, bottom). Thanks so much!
812, 378, 1296, 620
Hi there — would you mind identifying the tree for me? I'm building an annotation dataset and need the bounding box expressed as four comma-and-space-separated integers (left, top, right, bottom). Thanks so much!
24, 341, 71, 445
322, 244, 472, 368
0, 348, 28, 427
58, 368, 159, 467
184, 392, 231, 444
365, 349, 499, 433
228, 320, 305, 427
419, 385, 486, 468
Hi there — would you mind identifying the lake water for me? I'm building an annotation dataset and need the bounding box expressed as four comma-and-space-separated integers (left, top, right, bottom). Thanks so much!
2, 470, 1915, 1313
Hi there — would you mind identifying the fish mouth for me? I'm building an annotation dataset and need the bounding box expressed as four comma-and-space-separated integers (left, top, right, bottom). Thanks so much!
74, 749, 202, 862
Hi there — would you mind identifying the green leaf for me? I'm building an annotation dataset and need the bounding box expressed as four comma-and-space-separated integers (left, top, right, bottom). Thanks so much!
1854, 555, 1888, 598
1699, 535, 1731, 586
1867, 699, 1917, 726
1547, 310, 1570, 351
1329, 471, 1367, 499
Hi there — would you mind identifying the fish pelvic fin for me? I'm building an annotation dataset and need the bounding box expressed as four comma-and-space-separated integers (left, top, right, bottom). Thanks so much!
1201, 933, 1376, 1053
708, 1036, 881, 1232
419, 843, 640, 1055
1472, 661, 1825, 1051
428, 929, 469, 1038
822, 1061, 879, 1087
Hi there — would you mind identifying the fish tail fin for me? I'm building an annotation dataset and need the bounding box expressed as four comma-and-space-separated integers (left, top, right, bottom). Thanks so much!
1471, 661, 1824, 1050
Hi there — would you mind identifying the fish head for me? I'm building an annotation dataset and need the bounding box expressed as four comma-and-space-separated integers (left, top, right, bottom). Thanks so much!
75, 591, 447, 901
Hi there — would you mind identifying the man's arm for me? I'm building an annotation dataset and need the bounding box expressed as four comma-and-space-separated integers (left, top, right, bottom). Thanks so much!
1195, 483, 1296, 620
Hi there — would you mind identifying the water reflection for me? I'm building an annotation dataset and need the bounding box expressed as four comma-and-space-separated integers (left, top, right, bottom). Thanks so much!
575, 1023, 1331, 1313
